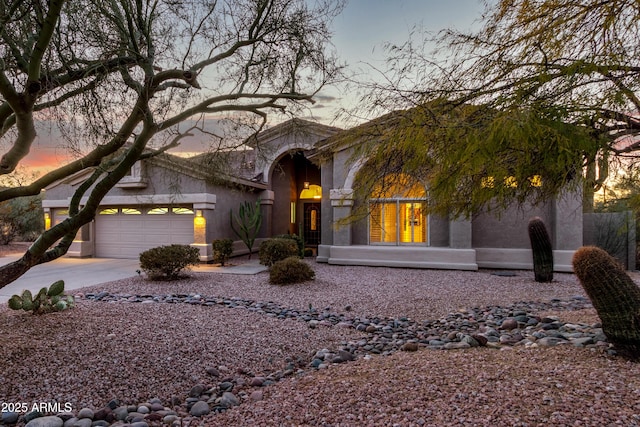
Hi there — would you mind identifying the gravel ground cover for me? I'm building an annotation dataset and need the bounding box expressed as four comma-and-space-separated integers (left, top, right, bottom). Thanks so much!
1, 260, 640, 426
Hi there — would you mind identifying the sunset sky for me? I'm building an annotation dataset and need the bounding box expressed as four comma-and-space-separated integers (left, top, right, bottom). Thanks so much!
7, 0, 486, 175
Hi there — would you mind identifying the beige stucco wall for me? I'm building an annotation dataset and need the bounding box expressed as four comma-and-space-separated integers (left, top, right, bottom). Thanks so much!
317, 139, 584, 271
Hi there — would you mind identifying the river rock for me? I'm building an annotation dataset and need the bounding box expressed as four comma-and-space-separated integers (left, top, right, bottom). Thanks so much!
220, 392, 240, 408
1, 412, 19, 424
189, 401, 210, 417
25, 416, 63, 427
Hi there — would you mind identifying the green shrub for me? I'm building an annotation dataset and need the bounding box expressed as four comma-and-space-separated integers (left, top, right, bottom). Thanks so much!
139, 244, 200, 280
274, 233, 305, 257
8, 280, 75, 315
269, 257, 315, 285
212, 238, 234, 266
259, 238, 299, 267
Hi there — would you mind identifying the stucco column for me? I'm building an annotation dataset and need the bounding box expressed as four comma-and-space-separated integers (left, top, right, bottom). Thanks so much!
550, 188, 584, 272
449, 217, 473, 249
259, 190, 274, 238
552, 189, 583, 250
330, 189, 354, 246
67, 222, 94, 258
192, 201, 216, 262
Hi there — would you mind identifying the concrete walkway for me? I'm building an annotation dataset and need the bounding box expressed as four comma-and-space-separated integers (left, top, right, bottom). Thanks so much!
0, 256, 267, 303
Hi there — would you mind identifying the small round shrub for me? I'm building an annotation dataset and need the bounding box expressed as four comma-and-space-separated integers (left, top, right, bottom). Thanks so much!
212, 238, 234, 266
269, 257, 315, 285
259, 238, 299, 267
274, 233, 305, 257
139, 244, 200, 280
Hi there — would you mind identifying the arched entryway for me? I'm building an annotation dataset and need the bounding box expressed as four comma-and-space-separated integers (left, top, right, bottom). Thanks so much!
269, 151, 321, 246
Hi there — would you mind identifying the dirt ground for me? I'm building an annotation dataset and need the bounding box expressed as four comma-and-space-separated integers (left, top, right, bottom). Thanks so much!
0, 241, 30, 257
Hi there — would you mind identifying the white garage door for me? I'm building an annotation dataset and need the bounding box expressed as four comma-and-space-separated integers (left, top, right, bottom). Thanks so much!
95, 207, 194, 258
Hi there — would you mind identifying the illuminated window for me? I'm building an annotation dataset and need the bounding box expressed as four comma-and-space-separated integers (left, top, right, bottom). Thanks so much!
481, 176, 495, 188
529, 175, 542, 187
482, 175, 543, 188
122, 208, 142, 215
310, 208, 317, 231
148, 207, 169, 215
98, 208, 119, 215
369, 174, 427, 245
504, 176, 518, 188
172, 207, 195, 215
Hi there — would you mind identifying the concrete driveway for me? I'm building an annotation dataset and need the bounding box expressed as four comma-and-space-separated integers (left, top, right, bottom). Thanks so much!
0, 255, 267, 303
0, 256, 140, 303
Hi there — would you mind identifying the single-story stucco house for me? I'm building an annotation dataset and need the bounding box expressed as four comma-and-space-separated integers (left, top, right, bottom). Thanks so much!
42, 117, 628, 271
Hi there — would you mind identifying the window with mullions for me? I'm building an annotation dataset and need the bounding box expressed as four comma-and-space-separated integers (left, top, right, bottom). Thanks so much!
368, 174, 428, 245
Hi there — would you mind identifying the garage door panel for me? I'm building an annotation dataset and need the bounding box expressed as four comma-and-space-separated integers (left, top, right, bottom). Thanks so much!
144, 219, 172, 229
95, 210, 194, 258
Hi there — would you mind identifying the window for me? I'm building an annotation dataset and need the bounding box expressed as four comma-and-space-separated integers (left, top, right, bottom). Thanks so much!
122, 208, 141, 215
172, 207, 194, 215
98, 208, 118, 215
369, 174, 428, 245
482, 175, 542, 188
148, 207, 169, 215
116, 161, 148, 188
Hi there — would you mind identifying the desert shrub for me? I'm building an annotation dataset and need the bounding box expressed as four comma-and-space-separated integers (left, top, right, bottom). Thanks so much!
139, 244, 200, 280
259, 238, 299, 266
0, 221, 16, 245
269, 257, 315, 285
0, 193, 43, 244
212, 238, 234, 266
274, 233, 304, 257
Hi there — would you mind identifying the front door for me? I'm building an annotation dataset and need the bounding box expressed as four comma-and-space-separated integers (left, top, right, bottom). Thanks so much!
303, 203, 321, 246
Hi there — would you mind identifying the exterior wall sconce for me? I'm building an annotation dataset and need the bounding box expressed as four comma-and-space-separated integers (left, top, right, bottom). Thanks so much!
193, 209, 206, 242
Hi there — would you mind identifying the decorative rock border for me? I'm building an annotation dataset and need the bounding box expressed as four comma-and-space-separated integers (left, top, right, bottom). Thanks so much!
3, 293, 606, 426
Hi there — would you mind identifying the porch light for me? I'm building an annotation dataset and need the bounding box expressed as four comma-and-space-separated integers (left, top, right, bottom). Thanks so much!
303, 181, 310, 189
194, 209, 206, 231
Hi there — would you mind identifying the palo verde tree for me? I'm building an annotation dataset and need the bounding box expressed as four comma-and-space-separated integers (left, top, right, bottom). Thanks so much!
0, 0, 344, 287
344, 0, 640, 218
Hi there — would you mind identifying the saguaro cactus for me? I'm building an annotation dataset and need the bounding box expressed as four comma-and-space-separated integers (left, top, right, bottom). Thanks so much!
573, 246, 640, 359
528, 216, 554, 282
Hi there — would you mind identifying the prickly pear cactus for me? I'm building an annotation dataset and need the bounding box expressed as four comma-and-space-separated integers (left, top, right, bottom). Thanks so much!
47, 280, 64, 297
21, 290, 34, 312
7, 295, 22, 310
7, 280, 75, 315
573, 246, 640, 360
528, 216, 554, 282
